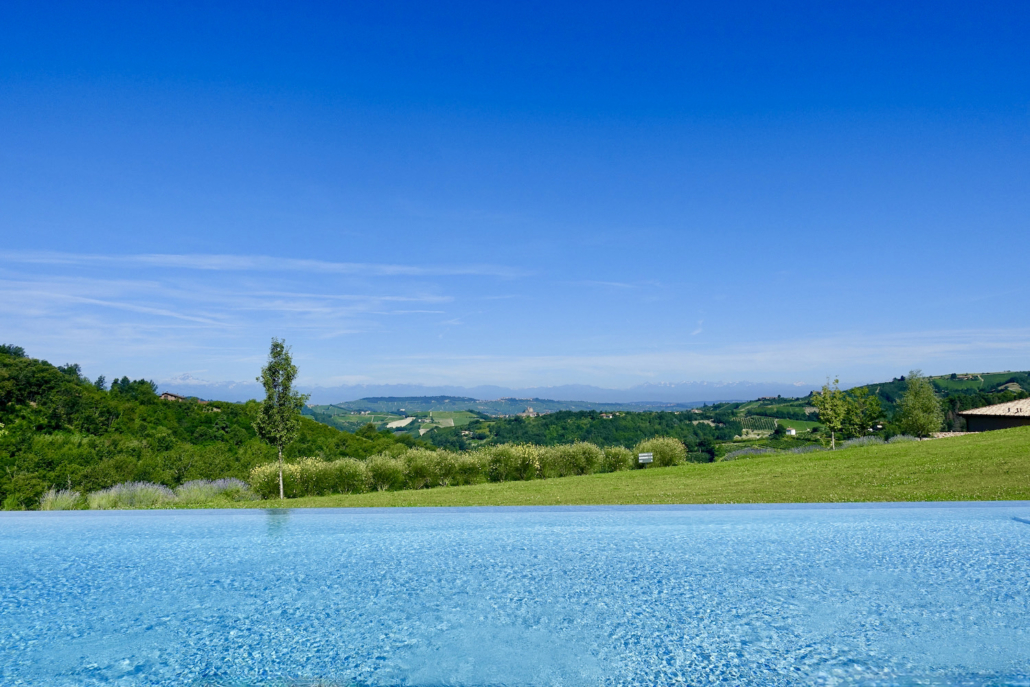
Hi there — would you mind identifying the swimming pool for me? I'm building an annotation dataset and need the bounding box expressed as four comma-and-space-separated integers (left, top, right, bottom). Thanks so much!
2, 503, 1029, 686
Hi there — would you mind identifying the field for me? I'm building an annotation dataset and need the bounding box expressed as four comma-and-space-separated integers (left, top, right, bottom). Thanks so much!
740, 416, 776, 431
424, 410, 476, 426
930, 372, 1028, 393
774, 417, 822, 431
213, 426, 1030, 508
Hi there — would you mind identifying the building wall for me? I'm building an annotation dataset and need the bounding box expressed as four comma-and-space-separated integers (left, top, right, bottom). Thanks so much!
964, 415, 1030, 432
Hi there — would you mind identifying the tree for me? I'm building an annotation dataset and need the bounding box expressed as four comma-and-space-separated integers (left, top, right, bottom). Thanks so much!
253, 338, 309, 500
897, 369, 944, 438
842, 387, 882, 437
0, 344, 26, 358
812, 377, 849, 449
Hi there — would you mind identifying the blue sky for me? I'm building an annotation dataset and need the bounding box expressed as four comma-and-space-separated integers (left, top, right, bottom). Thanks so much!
1, 1, 1027, 395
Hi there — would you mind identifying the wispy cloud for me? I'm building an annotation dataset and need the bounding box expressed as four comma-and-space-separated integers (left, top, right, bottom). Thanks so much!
344, 328, 1030, 386
0, 250, 528, 278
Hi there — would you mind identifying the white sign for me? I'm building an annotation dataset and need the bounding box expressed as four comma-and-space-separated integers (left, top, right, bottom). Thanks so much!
638, 452, 653, 464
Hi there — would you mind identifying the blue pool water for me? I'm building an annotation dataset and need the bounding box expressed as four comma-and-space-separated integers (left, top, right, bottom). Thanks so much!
2, 504, 1029, 686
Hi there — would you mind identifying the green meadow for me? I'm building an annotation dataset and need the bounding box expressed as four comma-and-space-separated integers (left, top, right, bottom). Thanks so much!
212, 426, 1030, 509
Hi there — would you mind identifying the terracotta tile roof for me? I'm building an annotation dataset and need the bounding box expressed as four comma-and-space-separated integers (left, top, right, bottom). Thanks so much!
958, 399, 1030, 416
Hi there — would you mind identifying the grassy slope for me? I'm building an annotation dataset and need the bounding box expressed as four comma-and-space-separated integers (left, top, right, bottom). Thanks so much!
216, 426, 1030, 509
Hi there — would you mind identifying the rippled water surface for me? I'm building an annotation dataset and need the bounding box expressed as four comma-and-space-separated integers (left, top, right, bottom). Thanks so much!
2, 504, 1030, 686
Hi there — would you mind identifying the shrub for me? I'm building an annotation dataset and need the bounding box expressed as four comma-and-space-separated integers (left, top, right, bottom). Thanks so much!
326, 458, 370, 494
633, 437, 686, 468
401, 448, 441, 489
888, 434, 919, 444
599, 446, 634, 472
249, 462, 285, 499
88, 482, 176, 509
250, 458, 372, 498
422, 449, 481, 487
483, 444, 540, 482
785, 445, 826, 455
722, 447, 777, 461
448, 452, 487, 486
839, 436, 885, 449
40, 488, 82, 510
175, 478, 258, 503
540, 442, 603, 477
366, 453, 405, 491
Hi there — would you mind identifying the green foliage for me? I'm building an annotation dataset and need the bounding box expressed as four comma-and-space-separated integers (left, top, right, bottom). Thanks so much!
599, 446, 634, 473
842, 387, 883, 437
40, 487, 82, 510
811, 378, 849, 448
897, 370, 945, 438
740, 416, 776, 432
250, 458, 370, 499
0, 347, 421, 509
366, 453, 406, 492
237, 426, 1030, 509
87, 481, 176, 509
484, 443, 540, 482
0, 344, 26, 358
811, 379, 882, 448
633, 437, 687, 468
539, 442, 603, 477
480, 410, 738, 448
241, 438, 685, 500
253, 338, 310, 499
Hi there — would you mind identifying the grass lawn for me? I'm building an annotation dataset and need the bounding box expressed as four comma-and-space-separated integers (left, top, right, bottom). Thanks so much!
207, 426, 1030, 509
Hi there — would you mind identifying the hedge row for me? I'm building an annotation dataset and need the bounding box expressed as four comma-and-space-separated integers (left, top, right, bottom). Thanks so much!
249, 437, 687, 499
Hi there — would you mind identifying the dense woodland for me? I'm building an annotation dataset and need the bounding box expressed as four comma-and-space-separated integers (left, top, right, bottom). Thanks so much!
0, 346, 425, 509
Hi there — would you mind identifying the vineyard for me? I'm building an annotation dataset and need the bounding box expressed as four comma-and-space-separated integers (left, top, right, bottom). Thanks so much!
740, 416, 777, 432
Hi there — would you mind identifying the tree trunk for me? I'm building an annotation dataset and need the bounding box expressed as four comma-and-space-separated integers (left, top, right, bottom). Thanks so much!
831, 431, 836, 450
278, 446, 284, 500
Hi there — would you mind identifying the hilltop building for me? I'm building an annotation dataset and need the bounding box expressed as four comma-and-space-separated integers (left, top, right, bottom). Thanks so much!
959, 399, 1030, 432
159, 392, 186, 402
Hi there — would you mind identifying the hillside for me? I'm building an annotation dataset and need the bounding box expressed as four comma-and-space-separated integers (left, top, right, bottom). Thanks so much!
308, 395, 701, 418
315, 372, 1030, 448
0, 347, 425, 509
218, 426, 1030, 508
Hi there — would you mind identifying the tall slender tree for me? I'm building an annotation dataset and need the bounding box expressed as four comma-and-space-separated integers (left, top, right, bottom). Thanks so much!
253, 338, 309, 500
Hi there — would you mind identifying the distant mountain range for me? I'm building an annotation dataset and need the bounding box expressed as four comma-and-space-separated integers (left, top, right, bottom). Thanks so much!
158, 377, 821, 405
